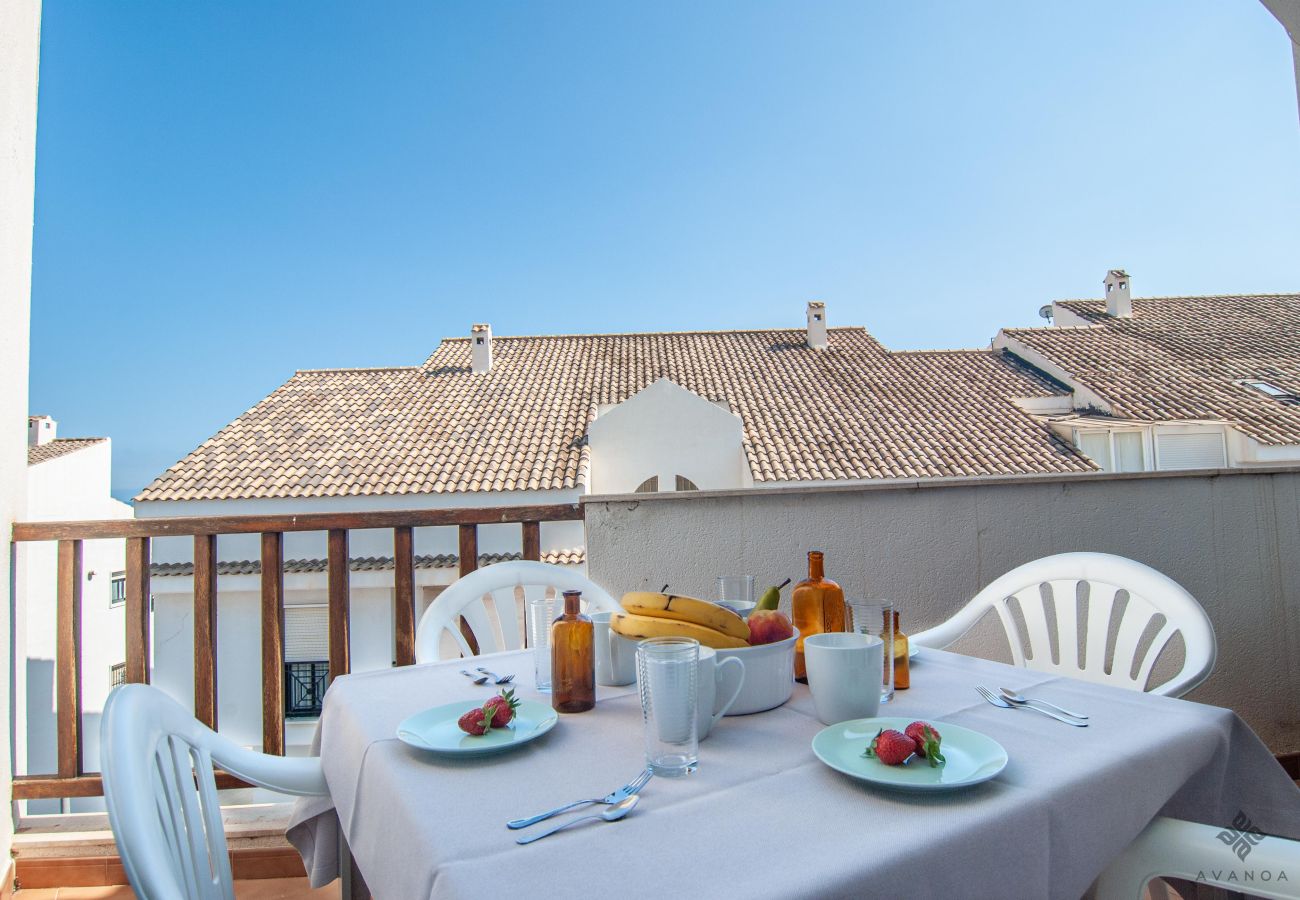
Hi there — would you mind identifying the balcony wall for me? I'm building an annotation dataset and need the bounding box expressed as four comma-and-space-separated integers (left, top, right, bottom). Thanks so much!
583, 467, 1300, 752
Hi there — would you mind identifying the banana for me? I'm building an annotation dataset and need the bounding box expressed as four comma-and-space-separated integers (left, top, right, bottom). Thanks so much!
610, 612, 750, 650
621, 591, 750, 642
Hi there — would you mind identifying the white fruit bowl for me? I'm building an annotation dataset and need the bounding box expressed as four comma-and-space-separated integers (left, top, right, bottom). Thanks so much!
714, 629, 798, 715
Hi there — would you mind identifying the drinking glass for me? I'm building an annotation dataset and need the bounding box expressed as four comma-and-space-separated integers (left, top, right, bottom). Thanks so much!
717, 575, 755, 607
526, 595, 555, 693
846, 599, 894, 703
636, 637, 699, 776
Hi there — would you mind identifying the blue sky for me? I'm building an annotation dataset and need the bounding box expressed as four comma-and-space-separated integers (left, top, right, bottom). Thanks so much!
28, 1, 1300, 500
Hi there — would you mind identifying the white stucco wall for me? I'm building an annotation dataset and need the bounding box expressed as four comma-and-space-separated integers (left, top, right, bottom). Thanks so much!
587, 378, 751, 494
16, 442, 131, 813
1, 0, 42, 866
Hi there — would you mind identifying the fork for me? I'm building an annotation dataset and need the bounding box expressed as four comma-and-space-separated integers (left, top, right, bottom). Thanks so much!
460, 669, 489, 685
507, 768, 653, 830
998, 687, 1089, 721
975, 685, 1087, 727
476, 666, 515, 685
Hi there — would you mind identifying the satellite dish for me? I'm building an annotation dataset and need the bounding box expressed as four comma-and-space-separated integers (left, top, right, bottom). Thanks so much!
1038, 305, 1054, 321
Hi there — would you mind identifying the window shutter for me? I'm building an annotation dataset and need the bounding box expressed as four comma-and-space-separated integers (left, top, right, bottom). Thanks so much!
1157, 433, 1225, 470
1113, 432, 1145, 473
285, 606, 329, 662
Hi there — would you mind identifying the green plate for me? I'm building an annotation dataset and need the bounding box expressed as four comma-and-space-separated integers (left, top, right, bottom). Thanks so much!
397, 699, 558, 758
812, 716, 1007, 791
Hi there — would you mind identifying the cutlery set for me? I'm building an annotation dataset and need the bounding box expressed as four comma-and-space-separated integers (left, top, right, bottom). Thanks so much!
510, 768, 653, 844
975, 685, 1088, 726
461, 668, 515, 685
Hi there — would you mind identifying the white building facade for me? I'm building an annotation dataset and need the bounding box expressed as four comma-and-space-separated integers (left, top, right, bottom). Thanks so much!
16, 419, 133, 813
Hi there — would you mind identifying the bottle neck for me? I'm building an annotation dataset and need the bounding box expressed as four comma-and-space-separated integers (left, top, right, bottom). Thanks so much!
808, 552, 824, 580
562, 590, 582, 617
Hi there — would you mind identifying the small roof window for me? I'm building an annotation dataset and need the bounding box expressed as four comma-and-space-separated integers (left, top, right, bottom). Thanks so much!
1242, 380, 1300, 404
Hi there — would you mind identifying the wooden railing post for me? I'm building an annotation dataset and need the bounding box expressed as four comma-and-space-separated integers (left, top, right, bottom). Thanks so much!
193, 533, 218, 729
260, 532, 285, 756
328, 528, 351, 679
125, 537, 150, 684
393, 526, 416, 666
56, 540, 83, 779
457, 524, 480, 654
522, 521, 541, 562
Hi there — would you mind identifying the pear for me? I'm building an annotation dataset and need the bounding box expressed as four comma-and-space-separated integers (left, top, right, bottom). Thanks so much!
756, 578, 791, 611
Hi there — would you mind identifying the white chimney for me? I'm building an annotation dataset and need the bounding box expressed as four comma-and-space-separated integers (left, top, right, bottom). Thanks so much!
1104, 269, 1132, 318
806, 301, 828, 350
471, 323, 493, 373
28, 415, 56, 446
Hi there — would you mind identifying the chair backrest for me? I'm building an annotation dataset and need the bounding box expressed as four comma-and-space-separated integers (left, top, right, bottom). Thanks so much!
102, 684, 327, 900
414, 560, 623, 663
910, 552, 1216, 697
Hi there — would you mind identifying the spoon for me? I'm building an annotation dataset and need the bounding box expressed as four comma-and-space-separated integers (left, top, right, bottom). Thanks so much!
477, 666, 515, 685
998, 687, 1088, 720
460, 669, 489, 685
516, 794, 639, 844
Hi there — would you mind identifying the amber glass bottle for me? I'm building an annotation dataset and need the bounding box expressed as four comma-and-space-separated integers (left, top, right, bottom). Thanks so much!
551, 590, 595, 713
892, 611, 910, 691
791, 550, 846, 682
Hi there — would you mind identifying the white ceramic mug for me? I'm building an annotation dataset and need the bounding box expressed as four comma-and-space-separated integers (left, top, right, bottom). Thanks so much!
592, 611, 637, 686
696, 647, 745, 740
804, 632, 883, 725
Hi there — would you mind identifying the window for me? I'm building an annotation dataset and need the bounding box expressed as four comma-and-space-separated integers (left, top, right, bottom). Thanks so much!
110, 572, 126, 607
674, 475, 699, 491
110, 662, 126, 688
285, 661, 330, 718
1078, 432, 1111, 471
1156, 432, 1226, 470
1076, 429, 1145, 473
634, 476, 659, 493
1242, 381, 1300, 404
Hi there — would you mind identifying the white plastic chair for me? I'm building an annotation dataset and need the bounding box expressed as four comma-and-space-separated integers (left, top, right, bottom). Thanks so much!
101, 684, 328, 900
911, 552, 1216, 697
414, 560, 623, 662
1095, 816, 1300, 899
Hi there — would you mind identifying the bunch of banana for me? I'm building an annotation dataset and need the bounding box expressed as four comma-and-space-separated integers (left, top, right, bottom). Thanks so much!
613, 592, 750, 649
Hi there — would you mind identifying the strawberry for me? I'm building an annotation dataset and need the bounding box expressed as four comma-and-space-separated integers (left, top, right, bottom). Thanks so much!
863, 728, 915, 766
905, 721, 946, 768
457, 705, 494, 736
483, 689, 520, 729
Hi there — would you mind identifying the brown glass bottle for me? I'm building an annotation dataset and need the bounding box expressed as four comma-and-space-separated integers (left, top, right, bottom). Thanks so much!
892, 611, 910, 690
551, 590, 595, 713
791, 550, 846, 682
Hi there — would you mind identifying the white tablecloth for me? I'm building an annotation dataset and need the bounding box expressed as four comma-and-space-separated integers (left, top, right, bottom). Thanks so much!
288, 648, 1300, 900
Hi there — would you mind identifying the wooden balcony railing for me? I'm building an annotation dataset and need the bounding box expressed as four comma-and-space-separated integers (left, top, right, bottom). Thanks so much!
9, 503, 584, 801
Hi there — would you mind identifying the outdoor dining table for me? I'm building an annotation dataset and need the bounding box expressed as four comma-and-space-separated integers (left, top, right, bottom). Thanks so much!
287, 646, 1300, 900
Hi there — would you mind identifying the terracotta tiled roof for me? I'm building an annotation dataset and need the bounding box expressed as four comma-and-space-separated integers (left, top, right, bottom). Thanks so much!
149, 548, 585, 577
1004, 294, 1300, 445
136, 327, 1093, 501
28, 438, 106, 467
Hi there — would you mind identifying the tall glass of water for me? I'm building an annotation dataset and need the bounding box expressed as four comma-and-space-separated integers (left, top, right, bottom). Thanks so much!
847, 599, 894, 703
636, 637, 699, 777
717, 575, 755, 608
526, 595, 555, 693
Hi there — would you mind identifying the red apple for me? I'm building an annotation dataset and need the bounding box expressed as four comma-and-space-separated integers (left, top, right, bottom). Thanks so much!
748, 610, 794, 645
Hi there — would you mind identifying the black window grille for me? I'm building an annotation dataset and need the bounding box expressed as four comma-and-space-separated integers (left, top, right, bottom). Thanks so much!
284, 661, 330, 718
110, 573, 126, 606
110, 662, 126, 688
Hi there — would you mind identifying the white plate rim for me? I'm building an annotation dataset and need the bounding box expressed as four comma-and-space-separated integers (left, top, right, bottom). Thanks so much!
811, 716, 1008, 791
396, 699, 558, 757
